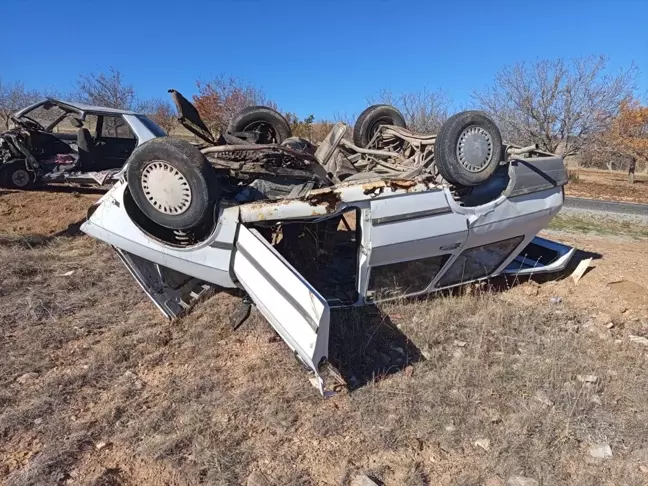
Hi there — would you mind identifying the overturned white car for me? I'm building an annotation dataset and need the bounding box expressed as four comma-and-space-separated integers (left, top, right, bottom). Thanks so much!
81, 94, 575, 395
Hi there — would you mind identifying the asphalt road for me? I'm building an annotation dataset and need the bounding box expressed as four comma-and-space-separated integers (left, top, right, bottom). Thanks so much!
564, 197, 648, 216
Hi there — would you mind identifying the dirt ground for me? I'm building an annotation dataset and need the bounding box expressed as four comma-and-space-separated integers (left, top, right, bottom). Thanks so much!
565, 168, 648, 204
1, 189, 648, 486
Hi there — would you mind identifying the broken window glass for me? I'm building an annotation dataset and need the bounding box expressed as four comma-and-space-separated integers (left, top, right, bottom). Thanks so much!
367, 255, 450, 301
436, 236, 524, 288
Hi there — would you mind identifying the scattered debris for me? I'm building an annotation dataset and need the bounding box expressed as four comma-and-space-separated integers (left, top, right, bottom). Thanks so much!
474, 438, 491, 451
453, 339, 467, 347
95, 441, 109, 451
589, 443, 613, 458
506, 476, 539, 486
246, 470, 271, 486
350, 473, 380, 486
629, 335, 648, 346
15, 372, 39, 384
534, 390, 554, 407
571, 258, 592, 284
577, 374, 598, 383
550, 297, 563, 304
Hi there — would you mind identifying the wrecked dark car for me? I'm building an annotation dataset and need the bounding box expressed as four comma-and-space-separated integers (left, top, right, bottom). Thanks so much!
81, 90, 575, 395
0, 99, 164, 189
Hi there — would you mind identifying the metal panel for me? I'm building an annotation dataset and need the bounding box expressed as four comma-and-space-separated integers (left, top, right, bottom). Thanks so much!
232, 226, 330, 395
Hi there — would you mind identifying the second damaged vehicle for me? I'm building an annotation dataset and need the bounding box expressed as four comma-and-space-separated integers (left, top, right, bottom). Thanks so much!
0, 99, 164, 189
81, 93, 575, 395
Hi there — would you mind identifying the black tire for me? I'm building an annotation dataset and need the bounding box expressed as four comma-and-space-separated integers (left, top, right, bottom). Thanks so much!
353, 104, 407, 148
126, 137, 219, 231
434, 111, 503, 186
3, 161, 34, 190
228, 106, 292, 144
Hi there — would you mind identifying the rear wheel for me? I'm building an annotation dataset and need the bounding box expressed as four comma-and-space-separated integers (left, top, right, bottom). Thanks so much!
228, 106, 292, 144
434, 111, 503, 186
353, 104, 407, 148
3, 161, 34, 190
126, 137, 219, 230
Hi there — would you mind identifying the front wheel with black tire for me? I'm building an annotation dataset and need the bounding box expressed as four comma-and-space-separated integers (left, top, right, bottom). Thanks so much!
353, 104, 407, 148
434, 111, 503, 187
228, 106, 292, 144
3, 161, 34, 190
126, 137, 219, 231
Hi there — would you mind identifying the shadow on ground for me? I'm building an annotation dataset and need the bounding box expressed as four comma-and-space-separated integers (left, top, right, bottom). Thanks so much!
329, 306, 423, 390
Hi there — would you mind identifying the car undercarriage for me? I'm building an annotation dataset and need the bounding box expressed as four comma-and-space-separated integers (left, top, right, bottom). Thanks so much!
75, 90, 577, 395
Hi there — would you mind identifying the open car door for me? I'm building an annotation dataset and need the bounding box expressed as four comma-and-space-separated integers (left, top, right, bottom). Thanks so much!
232, 225, 331, 395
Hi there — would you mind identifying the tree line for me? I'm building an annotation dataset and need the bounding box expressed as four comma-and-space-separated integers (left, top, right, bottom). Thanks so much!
2, 55, 646, 176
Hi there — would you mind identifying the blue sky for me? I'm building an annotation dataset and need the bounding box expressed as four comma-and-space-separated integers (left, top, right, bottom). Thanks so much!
2, 0, 647, 119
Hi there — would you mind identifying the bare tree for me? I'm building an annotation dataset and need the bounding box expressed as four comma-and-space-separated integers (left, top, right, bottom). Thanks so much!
0, 79, 41, 130
371, 88, 450, 133
145, 98, 177, 134
75, 67, 139, 110
193, 76, 276, 133
472, 55, 637, 158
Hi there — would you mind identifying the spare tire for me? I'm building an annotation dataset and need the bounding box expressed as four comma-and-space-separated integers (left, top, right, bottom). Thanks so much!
228, 106, 291, 144
353, 104, 407, 148
434, 111, 503, 186
126, 137, 219, 231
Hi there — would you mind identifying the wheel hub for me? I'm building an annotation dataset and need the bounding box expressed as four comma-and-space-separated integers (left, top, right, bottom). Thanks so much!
456, 126, 493, 172
140, 161, 192, 215
12, 169, 30, 188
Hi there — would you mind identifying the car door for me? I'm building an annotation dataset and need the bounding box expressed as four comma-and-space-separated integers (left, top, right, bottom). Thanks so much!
232, 225, 331, 394
95, 115, 138, 169
359, 189, 469, 302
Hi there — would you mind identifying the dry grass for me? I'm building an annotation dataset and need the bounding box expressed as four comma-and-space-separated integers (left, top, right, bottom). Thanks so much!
1, 231, 648, 485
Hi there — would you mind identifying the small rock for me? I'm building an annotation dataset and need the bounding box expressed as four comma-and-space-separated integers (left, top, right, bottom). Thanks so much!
577, 374, 598, 383
640, 465, 648, 473
95, 441, 109, 451
589, 443, 613, 458
582, 320, 595, 331
350, 473, 380, 486
590, 395, 602, 405
534, 390, 554, 407
404, 365, 414, 378
452, 349, 464, 359
474, 438, 491, 451
550, 297, 563, 304
421, 346, 433, 360
606, 322, 615, 329
507, 476, 539, 486
246, 470, 271, 486
444, 424, 456, 432
16, 372, 39, 384
454, 340, 467, 347
34, 418, 43, 425
629, 335, 648, 346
